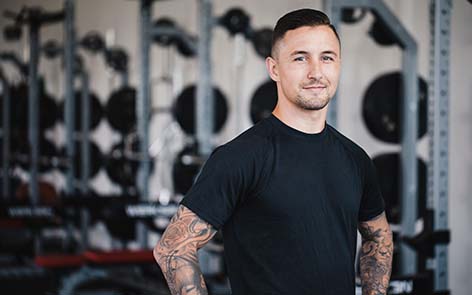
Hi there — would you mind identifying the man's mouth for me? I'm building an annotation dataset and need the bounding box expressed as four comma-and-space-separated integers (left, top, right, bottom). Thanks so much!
302, 85, 326, 90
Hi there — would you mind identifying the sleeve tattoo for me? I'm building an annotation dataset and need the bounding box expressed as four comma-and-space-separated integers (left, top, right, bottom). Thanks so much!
154, 205, 217, 295
358, 212, 394, 295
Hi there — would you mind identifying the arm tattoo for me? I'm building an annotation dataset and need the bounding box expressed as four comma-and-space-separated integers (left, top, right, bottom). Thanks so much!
358, 213, 393, 295
154, 205, 217, 295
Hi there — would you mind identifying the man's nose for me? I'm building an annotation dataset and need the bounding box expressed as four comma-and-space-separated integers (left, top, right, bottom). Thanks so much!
307, 61, 322, 80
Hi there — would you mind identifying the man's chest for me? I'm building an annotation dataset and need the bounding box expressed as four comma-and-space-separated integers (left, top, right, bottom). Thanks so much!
249, 145, 363, 221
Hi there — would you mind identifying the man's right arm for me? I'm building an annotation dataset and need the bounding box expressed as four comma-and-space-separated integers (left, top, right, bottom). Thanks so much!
153, 205, 218, 295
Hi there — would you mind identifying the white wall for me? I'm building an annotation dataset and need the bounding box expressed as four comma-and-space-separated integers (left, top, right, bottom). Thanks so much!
0, 0, 471, 293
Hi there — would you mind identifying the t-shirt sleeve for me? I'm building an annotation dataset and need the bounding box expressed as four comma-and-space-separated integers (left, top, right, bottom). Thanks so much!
358, 154, 385, 222
180, 143, 265, 230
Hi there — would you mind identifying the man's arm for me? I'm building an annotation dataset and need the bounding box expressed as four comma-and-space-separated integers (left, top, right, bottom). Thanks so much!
358, 211, 393, 295
153, 205, 217, 295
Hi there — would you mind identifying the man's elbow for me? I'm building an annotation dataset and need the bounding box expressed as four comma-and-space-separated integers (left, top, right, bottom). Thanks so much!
153, 241, 167, 266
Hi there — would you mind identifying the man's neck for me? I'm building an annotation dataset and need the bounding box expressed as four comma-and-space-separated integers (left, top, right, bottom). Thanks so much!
272, 104, 327, 134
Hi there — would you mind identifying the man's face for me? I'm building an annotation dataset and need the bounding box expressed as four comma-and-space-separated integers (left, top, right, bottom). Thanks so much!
266, 25, 341, 111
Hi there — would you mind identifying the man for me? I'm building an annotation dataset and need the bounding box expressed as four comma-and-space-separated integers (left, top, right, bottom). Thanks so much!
154, 8, 393, 295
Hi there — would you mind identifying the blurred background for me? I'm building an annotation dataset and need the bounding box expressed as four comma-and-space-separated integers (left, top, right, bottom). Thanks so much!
0, 0, 470, 294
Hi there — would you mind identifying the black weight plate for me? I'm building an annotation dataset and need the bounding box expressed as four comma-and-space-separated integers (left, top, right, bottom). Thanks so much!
59, 142, 103, 179
362, 72, 428, 143
172, 144, 203, 195
251, 28, 273, 58
106, 86, 136, 134
11, 83, 28, 130
42, 39, 62, 59
73, 141, 103, 179
175, 35, 197, 58
250, 79, 277, 124
80, 31, 105, 53
0, 92, 17, 134
104, 47, 128, 72
58, 91, 104, 131
219, 8, 251, 36
368, 18, 399, 46
3, 25, 22, 41
173, 85, 228, 135
59, 91, 104, 131
372, 152, 427, 225
153, 18, 178, 46
16, 135, 59, 172
105, 140, 154, 189
101, 197, 137, 241
341, 8, 367, 24
4, 130, 23, 165
12, 82, 59, 131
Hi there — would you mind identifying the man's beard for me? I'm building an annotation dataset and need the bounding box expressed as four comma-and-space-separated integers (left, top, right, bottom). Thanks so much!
294, 93, 331, 111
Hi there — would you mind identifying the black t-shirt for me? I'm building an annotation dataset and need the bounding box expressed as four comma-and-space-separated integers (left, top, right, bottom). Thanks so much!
181, 115, 384, 295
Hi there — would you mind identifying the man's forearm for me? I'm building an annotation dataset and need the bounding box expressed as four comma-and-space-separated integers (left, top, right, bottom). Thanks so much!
153, 205, 216, 295
359, 223, 393, 295
155, 249, 208, 295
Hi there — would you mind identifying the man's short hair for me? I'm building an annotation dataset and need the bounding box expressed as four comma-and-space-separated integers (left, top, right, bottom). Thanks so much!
271, 8, 340, 57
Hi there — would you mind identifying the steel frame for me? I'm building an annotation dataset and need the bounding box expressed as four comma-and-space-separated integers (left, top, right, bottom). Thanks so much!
428, 0, 451, 292
324, 0, 420, 276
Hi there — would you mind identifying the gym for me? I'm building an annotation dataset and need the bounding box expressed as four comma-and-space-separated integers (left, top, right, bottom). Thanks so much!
0, 0, 470, 294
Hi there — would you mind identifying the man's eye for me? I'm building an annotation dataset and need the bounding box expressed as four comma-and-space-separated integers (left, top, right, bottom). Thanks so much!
294, 56, 306, 61
322, 56, 334, 62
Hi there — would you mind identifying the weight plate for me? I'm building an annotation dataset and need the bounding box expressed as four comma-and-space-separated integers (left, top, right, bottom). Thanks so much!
13, 81, 59, 131
173, 85, 229, 135
105, 139, 154, 190
172, 144, 203, 195
362, 72, 428, 143
251, 28, 273, 58
59, 91, 104, 131
372, 152, 427, 224
219, 8, 251, 36
250, 79, 277, 124
106, 86, 137, 134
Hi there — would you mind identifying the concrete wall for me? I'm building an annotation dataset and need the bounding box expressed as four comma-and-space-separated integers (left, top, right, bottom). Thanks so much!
0, 0, 470, 293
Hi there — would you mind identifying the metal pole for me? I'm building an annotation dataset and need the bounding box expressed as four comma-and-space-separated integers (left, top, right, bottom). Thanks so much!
137, 0, 152, 248
1, 71, 11, 199
400, 41, 419, 276
121, 70, 129, 87
28, 22, 40, 206
79, 70, 90, 249
428, 0, 451, 291
64, 0, 76, 195
328, 0, 419, 276
232, 34, 245, 134
323, 0, 341, 128
80, 71, 91, 193
196, 0, 214, 157
195, 0, 215, 275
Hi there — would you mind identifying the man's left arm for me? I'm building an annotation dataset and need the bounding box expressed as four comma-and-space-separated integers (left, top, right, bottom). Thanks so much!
358, 211, 393, 295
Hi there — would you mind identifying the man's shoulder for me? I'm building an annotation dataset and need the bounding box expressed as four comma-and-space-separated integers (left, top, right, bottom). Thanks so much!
208, 118, 273, 169
327, 125, 371, 161
226, 118, 274, 147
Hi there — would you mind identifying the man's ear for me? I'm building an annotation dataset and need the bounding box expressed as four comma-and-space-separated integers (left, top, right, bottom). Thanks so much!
265, 56, 279, 82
